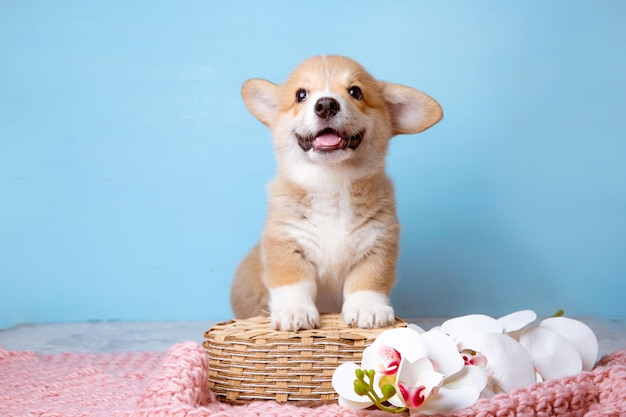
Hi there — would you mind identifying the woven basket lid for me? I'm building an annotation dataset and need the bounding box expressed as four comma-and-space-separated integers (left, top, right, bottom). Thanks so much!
203, 313, 407, 404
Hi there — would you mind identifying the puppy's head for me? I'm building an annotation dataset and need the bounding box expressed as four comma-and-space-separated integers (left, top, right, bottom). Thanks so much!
241, 56, 442, 181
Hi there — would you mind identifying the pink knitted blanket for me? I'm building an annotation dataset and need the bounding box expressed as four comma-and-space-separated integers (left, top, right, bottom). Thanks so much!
1, 342, 625, 417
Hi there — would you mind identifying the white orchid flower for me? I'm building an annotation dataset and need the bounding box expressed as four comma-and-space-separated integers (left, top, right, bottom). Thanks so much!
395, 329, 488, 415
538, 317, 598, 371
396, 357, 445, 409
332, 327, 426, 410
518, 316, 599, 380
416, 364, 489, 415
440, 310, 539, 397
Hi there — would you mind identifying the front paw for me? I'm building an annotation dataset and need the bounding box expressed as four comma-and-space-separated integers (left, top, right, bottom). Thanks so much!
269, 281, 320, 331
271, 304, 320, 331
342, 291, 395, 328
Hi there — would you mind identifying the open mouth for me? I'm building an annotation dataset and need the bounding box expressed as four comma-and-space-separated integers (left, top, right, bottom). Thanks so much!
295, 128, 364, 152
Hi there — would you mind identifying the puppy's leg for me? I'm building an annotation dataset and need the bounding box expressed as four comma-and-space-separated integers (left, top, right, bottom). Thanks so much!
342, 245, 397, 328
230, 244, 269, 318
264, 237, 320, 331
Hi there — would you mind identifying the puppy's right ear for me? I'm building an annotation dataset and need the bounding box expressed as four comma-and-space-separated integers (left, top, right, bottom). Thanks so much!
241, 79, 279, 127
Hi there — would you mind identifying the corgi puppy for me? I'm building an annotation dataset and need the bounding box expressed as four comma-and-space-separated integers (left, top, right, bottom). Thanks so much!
231, 55, 442, 331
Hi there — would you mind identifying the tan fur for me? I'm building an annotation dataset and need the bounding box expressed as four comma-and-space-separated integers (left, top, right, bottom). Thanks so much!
231, 55, 442, 331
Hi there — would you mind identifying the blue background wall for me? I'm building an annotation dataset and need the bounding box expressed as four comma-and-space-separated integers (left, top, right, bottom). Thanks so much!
1, 1, 625, 327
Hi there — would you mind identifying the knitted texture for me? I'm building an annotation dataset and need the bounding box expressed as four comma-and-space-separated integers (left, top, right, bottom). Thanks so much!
1, 343, 625, 417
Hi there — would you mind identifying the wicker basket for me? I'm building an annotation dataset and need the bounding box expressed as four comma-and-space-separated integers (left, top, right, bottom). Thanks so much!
203, 314, 407, 404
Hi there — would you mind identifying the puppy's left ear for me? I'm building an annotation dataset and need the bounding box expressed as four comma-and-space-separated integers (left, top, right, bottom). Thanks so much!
379, 81, 443, 135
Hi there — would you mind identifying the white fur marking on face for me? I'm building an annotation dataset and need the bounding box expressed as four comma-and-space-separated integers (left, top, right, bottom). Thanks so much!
269, 281, 320, 331
322, 54, 330, 88
342, 290, 395, 328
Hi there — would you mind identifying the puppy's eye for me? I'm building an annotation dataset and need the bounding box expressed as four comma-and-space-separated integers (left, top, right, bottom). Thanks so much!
348, 86, 363, 100
296, 89, 308, 103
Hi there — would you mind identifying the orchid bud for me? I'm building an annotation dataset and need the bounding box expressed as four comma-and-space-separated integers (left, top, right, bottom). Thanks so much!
354, 380, 370, 396
381, 383, 396, 399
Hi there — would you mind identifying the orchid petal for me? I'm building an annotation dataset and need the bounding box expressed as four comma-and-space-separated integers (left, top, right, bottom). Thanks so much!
539, 317, 598, 371
397, 357, 440, 385
361, 344, 398, 377
518, 327, 582, 380
479, 332, 536, 394
418, 367, 445, 393
375, 344, 401, 375
370, 327, 428, 362
416, 384, 482, 415
442, 314, 503, 350
422, 329, 464, 377
408, 323, 426, 334
444, 364, 488, 392
337, 395, 372, 410
360, 344, 380, 371
332, 362, 372, 405
497, 310, 537, 333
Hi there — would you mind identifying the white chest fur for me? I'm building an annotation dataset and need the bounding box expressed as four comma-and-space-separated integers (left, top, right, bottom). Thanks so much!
302, 186, 357, 275
285, 177, 381, 311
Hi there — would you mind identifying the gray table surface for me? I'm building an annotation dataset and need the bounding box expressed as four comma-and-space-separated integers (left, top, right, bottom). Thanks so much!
1, 318, 624, 358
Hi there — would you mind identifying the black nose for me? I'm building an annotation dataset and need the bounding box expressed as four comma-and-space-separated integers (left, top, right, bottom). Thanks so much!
314, 97, 340, 119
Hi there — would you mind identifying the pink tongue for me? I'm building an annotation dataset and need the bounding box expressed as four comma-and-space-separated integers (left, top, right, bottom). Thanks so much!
315, 132, 342, 147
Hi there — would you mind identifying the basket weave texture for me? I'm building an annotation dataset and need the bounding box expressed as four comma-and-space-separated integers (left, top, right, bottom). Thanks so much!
203, 314, 407, 404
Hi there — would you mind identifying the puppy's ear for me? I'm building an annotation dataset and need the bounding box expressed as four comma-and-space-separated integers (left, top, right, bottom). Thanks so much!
241, 79, 279, 127
379, 81, 443, 135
